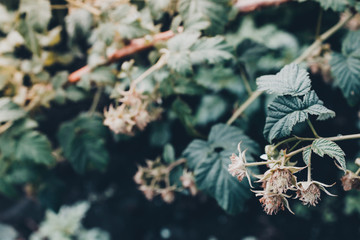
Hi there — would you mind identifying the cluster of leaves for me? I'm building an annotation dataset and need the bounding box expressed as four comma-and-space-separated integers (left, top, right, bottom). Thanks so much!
0, 0, 360, 237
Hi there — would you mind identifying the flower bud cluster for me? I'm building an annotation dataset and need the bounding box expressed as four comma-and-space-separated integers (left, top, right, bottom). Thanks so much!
228, 143, 337, 215
134, 158, 197, 204
104, 88, 162, 135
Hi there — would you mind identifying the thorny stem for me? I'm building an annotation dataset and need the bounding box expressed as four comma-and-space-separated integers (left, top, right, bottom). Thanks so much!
88, 86, 103, 116
227, 12, 355, 125
306, 119, 320, 138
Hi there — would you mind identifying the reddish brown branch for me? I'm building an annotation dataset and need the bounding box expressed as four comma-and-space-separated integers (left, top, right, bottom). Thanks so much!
236, 0, 290, 13
68, 0, 291, 83
68, 30, 175, 83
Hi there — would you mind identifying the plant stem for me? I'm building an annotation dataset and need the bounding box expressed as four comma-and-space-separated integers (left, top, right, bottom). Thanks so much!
288, 140, 302, 152
293, 11, 355, 64
286, 145, 311, 158
315, 7, 323, 39
66, 0, 101, 16
166, 158, 186, 172
306, 119, 320, 138
227, 13, 355, 125
355, 168, 360, 175
239, 65, 253, 95
245, 160, 279, 167
274, 137, 298, 149
130, 54, 168, 91
326, 133, 360, 142
89, 86, 103, 116
227, 90, 262, 125
307, 151, 312, 182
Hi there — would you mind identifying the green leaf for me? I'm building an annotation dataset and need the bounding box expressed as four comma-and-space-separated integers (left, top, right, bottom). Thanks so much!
178, 0, 231, 34
65, 9, 93, 42
195, 95, 227, 125
330, 31, 360, 106
0, 98, 26, 123
17, 17, 40, 55
189, 36, 234, 64
163, 144, 175, 164
57, 113, 109, 174
19, 0, 51, 32
311, 138, 346, 171
264, 90, 335, 142
171, 98, 200, 137
167, 32, 233, 74
110, 4, 151, 39
16, 131, 55, 166
257, 63, 312, 96
302, 147, 312, 165
183, 124, 259, 214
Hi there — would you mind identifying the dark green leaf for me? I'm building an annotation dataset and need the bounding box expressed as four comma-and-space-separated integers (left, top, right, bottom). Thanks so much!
0, 98, 26, 123
57, 113, 109, 174
330, 31, 360, 105
257, 63, 312, 96
16, 131, 55, 166
264, 91, 335, 142
183, 124, 259, 214
311, 138, 346, 171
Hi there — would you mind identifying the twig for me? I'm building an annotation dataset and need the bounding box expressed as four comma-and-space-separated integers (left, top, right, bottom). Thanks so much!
166, 158, 186, 172
235, 0, 290, 13
293, 11, 355, 64
68, 30, 176, 83
66, 0, 101, 16
226, 90, 262, 125
306, 119, 320, 138
88, 86, 103, 115
130, 53, 168, 91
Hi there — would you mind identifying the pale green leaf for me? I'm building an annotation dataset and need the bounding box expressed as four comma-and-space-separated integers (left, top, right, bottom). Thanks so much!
311, 138, 346, 171
303, 147, 312, 165
178, 0, 231, 34
183, 124, 259, 214
264, 90, 335, 142
314, 0, 349, 11
19, 0, 51, 32
189, 36, 233, 64
167, 32, 233, 74
257, 63, 311, 96
16, 131, 55, 166
0, 98, 26, 123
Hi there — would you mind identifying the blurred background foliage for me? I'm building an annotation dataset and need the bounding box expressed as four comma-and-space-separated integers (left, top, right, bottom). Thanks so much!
0, 0, 359, 239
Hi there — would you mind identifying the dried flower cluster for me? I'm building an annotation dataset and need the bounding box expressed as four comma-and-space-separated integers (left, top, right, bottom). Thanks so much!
104, 88, 162, 135
134, 157, 197, 203
228, 143, 336, 215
